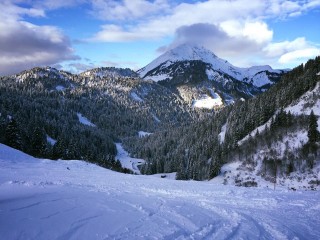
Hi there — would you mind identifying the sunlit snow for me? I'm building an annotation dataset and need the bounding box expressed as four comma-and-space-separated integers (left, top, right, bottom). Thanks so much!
193, 95, 223, 109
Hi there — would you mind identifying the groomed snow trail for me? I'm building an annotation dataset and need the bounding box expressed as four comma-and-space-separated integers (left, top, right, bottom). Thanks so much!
0, 144, 319, 240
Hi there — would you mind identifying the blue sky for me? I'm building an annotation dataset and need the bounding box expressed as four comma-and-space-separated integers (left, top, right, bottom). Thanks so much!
1, 0, 320, 75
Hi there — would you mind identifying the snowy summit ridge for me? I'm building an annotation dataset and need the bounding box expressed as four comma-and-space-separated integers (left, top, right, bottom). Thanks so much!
138, 44, 285, 88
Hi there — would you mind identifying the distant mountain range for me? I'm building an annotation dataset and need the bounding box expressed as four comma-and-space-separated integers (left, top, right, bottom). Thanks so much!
8, 44, 287, 110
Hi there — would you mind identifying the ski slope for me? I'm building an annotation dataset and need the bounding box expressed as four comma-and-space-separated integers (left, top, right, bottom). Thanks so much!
0, 144, 319, 239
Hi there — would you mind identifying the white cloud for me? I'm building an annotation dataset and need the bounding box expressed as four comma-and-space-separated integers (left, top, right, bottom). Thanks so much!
279, 48, 320, 64
264, 37, 309, 57
242, 22, 273, 44
90, 0, 320, 43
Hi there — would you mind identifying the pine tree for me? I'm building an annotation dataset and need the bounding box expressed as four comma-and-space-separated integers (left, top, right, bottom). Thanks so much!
5, 118, 22, 150
308, 110, 319, 143
31, 126, 47, 157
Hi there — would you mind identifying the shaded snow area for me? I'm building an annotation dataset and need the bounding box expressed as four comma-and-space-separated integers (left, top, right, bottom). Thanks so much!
55, 85, 66, 91
238, 117, 274, 145
285, 82, 320, 119
249, 71, 272, 87
46, 135, 57, 145
115, 143, 145, 174
77, 113, 96, 127
152, 113, 161, 123
216, 159, 320, 191
1, 144, 320, 239
138, 131, 152, 137
239, 83, 320, 146
130, 92, 143, 102
146, 73, 171, 82
218, 123, 227, 144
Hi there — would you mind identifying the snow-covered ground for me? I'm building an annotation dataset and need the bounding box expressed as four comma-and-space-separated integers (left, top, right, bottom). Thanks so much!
285, 82, 320, 124
138, 131, 152, 137
76, 113, 96, 127
193, 94, 223, 109
218, 123, 227, 144
130, 92, 144, 102
115, 143, 145, 174
46, 135, 57, 145
1, 143, 320, 239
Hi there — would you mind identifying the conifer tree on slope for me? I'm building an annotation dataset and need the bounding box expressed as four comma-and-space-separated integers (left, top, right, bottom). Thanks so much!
308, 110, 319, 143
5, 118, 22, 150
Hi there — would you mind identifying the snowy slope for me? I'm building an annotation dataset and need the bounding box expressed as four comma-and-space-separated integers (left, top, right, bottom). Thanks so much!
138, 44, 283, 87
285, 82, 320, 117
1, 144, 320, 239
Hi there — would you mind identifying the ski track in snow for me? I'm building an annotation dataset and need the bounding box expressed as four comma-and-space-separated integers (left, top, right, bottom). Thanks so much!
0, 143, 320, 240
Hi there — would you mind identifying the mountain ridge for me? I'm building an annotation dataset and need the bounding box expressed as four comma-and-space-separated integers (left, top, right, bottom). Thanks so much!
138, 43, 286, 88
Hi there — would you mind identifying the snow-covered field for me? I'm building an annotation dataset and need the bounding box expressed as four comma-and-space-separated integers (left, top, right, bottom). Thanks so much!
1, 144, 320, 240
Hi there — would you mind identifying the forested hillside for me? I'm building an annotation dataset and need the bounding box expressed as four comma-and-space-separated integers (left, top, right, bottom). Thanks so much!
0, 57, 319, 183
0, 67, 199, 171
125, 57, 320, 182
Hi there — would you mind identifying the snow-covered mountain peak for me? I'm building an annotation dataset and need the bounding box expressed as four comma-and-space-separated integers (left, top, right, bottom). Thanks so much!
138, 44, 224, 78
164, 43, 218, 62
138, 44, 286, 90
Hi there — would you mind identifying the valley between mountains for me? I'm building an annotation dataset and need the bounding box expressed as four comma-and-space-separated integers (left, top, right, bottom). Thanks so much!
0, 44, 319, 185
0, 43, 320, 239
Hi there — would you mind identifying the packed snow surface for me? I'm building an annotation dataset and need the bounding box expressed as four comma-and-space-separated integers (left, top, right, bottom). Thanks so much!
1, 144, 320, 240
76, 113, 96, 127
